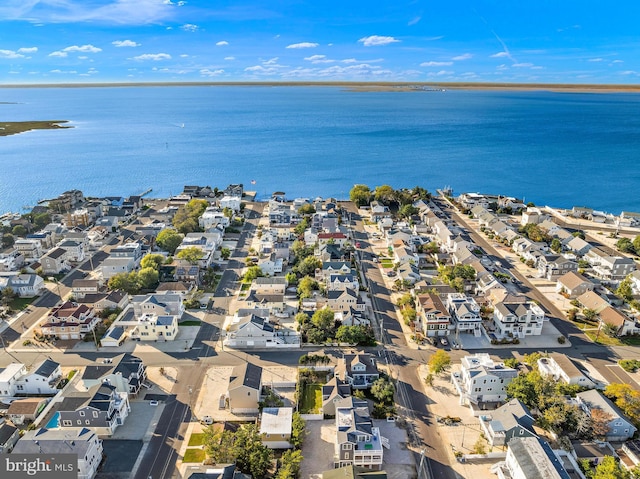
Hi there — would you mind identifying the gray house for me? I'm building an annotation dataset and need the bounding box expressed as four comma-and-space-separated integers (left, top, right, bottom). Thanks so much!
0, 420, 19, 453
322, 376, 352, 417
58, 383, 130, 436
479, 398, 536, 446
80, 353, 147, 396
576, 390, 637, 442
339, 353, 379, 390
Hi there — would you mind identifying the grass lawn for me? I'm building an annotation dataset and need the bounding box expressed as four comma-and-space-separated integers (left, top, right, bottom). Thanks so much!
584, 330, 621, 346
240, 283, 251, 291
299, 383, 322, 414
187, 433, 205, 447
9, 296, 37, 311
179, 320, 201, 326
380, 260, 394, 268
182, 449, 205, 463
621, 336, 640, 346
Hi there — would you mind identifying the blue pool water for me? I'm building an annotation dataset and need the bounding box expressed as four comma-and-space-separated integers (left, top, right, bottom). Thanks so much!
44, 411, 60, 429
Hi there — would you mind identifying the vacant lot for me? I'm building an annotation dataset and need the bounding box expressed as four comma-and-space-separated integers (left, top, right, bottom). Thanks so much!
299, 384, 322, 414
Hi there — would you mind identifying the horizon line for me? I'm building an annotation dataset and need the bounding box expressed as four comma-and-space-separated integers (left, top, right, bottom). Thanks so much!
1, 81, 640, 91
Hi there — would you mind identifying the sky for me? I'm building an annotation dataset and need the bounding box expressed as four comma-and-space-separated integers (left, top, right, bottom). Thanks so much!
1, 0, 639, 84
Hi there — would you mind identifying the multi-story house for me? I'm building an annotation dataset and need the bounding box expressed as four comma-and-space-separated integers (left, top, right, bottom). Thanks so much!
0, 363, 28, 398
575, 390, 637, 442
492, 300, 545, 339
260, 407, 293, 449
555, 271, 595, 298
199, 207, 230, 230
479, 399, 536, 446
585, 249, 636, 281
57, 239, 85, 262
80, 353, 147, 396
227, 362, 262, 414
40, 302, 100, 340
415, 293, 452, 337
446, 293, 482, 336
537, 354, 595, 388
0, 274, 45, 297
131, 291, 185, 318
101, 242, 144, 280
14, 427, 103, 479
326, 273, 359, 292
334, 397, 387, 469
339, 353, 379, 390
0, 250, 24, 272
58, 383, 130, 436
327, 288, 365, 314
497, 437, 572, 479
14, 358, 62, 395
13, 238, 43, 260
454, 353, 518, 407
537, 255, 578, 281
41, 247, 70, 274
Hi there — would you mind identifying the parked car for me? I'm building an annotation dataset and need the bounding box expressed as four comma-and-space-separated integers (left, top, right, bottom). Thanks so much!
386, 270, 397, 277
200, 416, 213, 425
440, 338, 449, 346
149, 400, 159, 406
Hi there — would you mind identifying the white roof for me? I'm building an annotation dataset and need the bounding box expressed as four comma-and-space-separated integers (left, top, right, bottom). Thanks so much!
259, 407, 293, 436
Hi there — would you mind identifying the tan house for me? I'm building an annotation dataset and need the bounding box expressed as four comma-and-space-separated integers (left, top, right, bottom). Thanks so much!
556, 272, 594, 298
415, 293, 452, 337
40, 302, 100, 340
227, 362, 262, 414
260, 407, 293, 449
327, 288, 365, 313
7, 397, 48, 425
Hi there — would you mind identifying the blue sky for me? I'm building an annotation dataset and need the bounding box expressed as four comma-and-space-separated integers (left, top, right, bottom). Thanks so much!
1, 0, 639, 83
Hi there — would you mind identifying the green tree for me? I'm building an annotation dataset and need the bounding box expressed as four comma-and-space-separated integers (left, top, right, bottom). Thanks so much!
137, 267, 159, 290
593, 456, 630, 479
294, 256, 321, 277
107, 272, 139, 294
604, 383, 640, 425
401, 307, 417, 326
1, 287, 16, 306
503, 358, 520, 369
398, 204, 419, 218
349, 184, 372, 207
32, 212, 52, 229
551, 238, 562, 253
156, 229, 184, 254
371, 377, 395, 404
276, 449, 303, 479
203, 426, 236, 464
176, 246, 204, 264
616, 237, 635, 254
634, 236, 640, 255
616, 276, 634, 301
572, 230, 586, 240
396, 293, 414, 308
140, 253, 166, 270
296, 276, 318, 299
220, 247, 231, 260
298, 203, 315, 215
290, 412, 306, 449
285, 272, 298, 285
243, 265, 264, 282
505, 373, 538, 408
311, 307, 334, 331
233, 424, 273, 478
374, 184, 396, 205
222, 207, 233, 219
428, 350, 451, 374
1, 233, 15, 248
583, 308, 598, 321
12, 225, 27, 237
291, 240, 313, 262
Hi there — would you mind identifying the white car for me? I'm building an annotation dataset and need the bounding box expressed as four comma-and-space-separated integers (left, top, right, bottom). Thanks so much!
200, 416, 213, 425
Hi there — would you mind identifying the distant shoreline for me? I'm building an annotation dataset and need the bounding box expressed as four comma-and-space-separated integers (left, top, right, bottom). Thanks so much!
1, 81, 640, 93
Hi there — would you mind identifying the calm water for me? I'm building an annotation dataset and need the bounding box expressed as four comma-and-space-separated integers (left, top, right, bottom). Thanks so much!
1, 86, 640, 214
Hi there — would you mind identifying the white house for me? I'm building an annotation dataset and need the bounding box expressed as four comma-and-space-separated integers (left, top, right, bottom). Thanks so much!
220, 195, 241, 212
446, 293, 482, 336
537, 354, 595, 388
0, 363, 28, 398
496, 437, 572, 479
14, 427, 103, 479
0, 274, 45, 297
453, 353, 518, 407
492, 301, 545, 339
14, 359, 62, 395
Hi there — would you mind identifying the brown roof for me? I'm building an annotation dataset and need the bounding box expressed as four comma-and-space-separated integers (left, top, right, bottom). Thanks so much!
558, 271, 591, 290
577, 291, 609, 313
7, 398, 47, 415
598, 306, 629, 328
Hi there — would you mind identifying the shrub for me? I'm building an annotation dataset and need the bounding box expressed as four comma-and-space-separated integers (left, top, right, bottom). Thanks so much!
558, 336, 566, 344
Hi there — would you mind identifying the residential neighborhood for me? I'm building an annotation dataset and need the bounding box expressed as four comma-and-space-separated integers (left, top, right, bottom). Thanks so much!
0, 184, 639, 479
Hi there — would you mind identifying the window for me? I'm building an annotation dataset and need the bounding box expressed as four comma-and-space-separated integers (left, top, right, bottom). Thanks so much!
77, 420, 82, 425
344, 453, 350, 460
86, 420, 90, 425
79, 411, 85, 417
93, 411, 99, 418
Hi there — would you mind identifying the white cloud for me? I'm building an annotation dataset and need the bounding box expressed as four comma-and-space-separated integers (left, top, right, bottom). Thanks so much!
496, 64, 508, 71
181, 24, 199, 32
0, 49, 24, 59
216, 41, 229, 46
286, 42, 319, 49
131, 53, 171, 61
0, 0, 178, 25
611, 60, 624, 64
112, 40, 140, 47
78, 55, 88, 60
408, 16, 421, 26
18, 47, 37, 53
452, 53, 472, 61
304, 54, 334, 64
512, 62, 533, 68
263, 57, 279, 65
180, 54, 189, 58
490, 52, 509, 58
63, 44, 102, 53
200, 68, 224, 77
420, 61, 453, 67
620, 70, 638, 75
49, 51, 67, 58
358, 35, 400, 47
224, 56, 235, 61
588, 58, 603, 62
